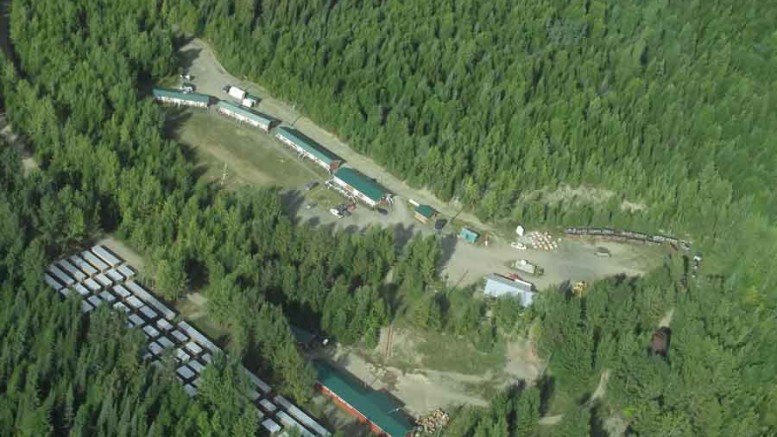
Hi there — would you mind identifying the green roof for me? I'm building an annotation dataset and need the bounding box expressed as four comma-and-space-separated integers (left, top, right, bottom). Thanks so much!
333, 168, 387, 203
314, 361, 413, 437
414, 204, 437, 218
216, 100, 274, 126
276, 127, 339, 166
152, 87, 210, 104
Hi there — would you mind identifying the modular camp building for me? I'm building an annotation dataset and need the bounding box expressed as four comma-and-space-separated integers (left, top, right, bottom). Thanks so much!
152, 88, 211, 108
459, 227, 480, 244
330, 167, 390, 208
275, 127, 342, 172
314, 361, 413, 437
484, 274, 536, 307
215, 101, 276, 132
413, 205, 437, 224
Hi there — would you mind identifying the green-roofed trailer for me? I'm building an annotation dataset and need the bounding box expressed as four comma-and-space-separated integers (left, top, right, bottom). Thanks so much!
152, 87, 211, 108
314, 361, 413, 437
215, 100, 277, 132
413, 204, 437, 224
275, 127, 342, 172
331, 167, 390, 208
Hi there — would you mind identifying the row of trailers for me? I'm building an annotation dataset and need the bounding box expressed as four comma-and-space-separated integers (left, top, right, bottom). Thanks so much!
565, 227, 691, 250
152, 87, 393, 208
44, 245, 331, 437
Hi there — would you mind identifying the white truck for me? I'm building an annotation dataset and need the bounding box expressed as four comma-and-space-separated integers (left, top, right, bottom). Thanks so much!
513, 259, 544, 276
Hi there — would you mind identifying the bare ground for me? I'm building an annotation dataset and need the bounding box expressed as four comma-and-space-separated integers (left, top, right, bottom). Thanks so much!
328, 347, 489, 417
443, 233, 663, 289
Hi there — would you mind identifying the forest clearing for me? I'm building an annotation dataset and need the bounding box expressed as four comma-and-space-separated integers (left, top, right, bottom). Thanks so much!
171, 37, 665, 290
6, 0, 777, 435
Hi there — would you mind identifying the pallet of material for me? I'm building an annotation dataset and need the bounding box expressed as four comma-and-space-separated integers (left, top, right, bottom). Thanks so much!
261, 419, 282, 434
58, 260, 87, 281
276, 411, 316, 437
81, 250, 109, 272
44, 274, 63, 291
116, 264, 135, 279
69, 255, 98, 276
125, 281, 176, 320
177, 321, 221, 354
47, 264, 75, 286
91, 245, 122, 267
94, 273, 113, 288
245, 367, 272, 394
83, 277, 101, 293
275, 395, 331, 436
105, 269, 124, 282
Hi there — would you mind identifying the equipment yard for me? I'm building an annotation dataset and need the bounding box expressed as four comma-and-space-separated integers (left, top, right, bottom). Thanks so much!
171, 37, 665, 293
158, 36, 671, 425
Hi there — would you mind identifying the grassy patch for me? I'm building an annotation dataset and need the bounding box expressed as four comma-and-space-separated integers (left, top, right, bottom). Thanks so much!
417, 330, 506, 375
165, 108, 330, 189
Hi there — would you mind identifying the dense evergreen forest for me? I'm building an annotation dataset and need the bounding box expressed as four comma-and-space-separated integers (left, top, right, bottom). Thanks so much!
3, 0, 777, 435
165, 0, 777, 239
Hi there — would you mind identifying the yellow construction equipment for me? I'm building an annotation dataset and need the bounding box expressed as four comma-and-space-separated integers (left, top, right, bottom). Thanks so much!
573, 281, 588, 297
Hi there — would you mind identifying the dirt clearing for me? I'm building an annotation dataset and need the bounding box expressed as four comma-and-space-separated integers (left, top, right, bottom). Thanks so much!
443, 234, 664, 289
177, 38, 495, 234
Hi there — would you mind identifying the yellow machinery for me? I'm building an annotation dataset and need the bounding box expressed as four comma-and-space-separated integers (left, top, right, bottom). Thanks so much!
573, 281, 588, 297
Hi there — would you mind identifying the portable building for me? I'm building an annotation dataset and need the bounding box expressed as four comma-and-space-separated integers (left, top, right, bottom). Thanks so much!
227, 86, 247, 100
413, 205, 437, 224
215, 100, 276, 132
152, 87, 211, 108
275, 127, 342, 172
331, 168, 389, 208
483, 274, 536, 307
314, 361, 413, 437
459, 227, 480, 244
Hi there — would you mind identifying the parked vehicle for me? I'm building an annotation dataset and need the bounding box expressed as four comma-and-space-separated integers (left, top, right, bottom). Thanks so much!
180, 83, 195, 93
513, 259, 544, 276
329, 208, 344, 218
222, 85, 231, 93
304, 181, 319, 191
434, 218, 447, 231
510, 241, 527, 250
179, 73, 193, 81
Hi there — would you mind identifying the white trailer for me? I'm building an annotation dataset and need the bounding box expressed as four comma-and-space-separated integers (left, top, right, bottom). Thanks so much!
228, 86, 247, 100
241, 97, 257, 108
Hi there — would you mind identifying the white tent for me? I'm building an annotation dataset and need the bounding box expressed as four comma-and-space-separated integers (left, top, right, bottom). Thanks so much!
515, 225, 525, 237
